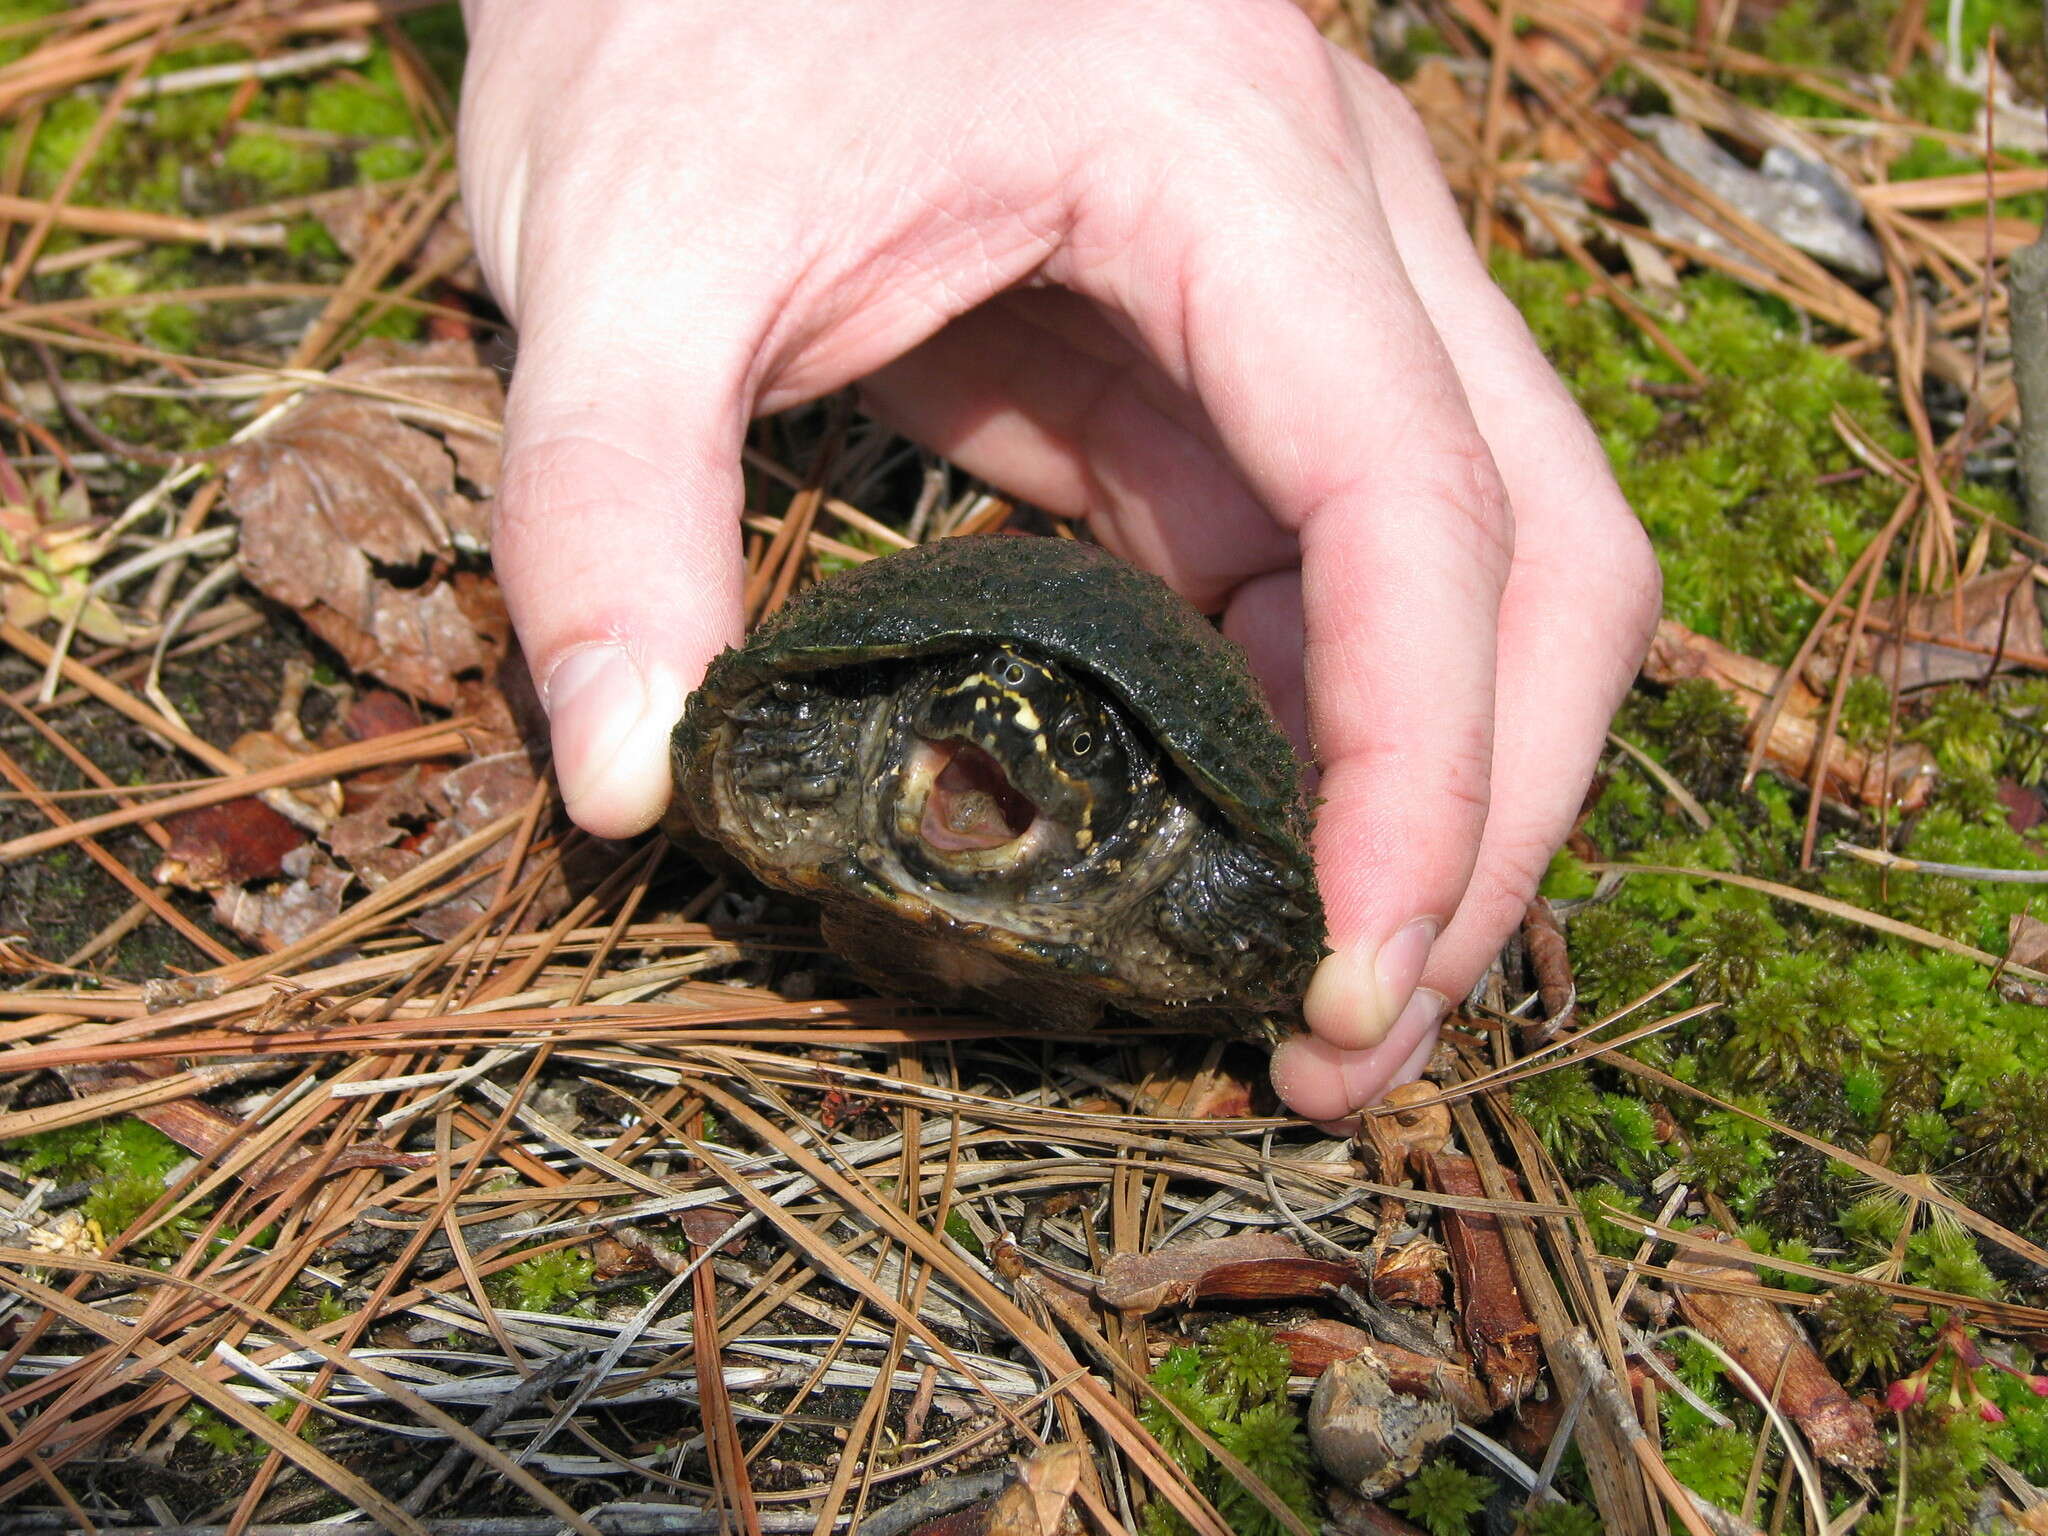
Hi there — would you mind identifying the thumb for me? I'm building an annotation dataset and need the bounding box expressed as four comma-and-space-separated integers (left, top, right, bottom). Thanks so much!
492, 331, 749, 839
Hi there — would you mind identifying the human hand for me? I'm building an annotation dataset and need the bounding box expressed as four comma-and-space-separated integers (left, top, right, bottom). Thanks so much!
457, 0, 1660, 1120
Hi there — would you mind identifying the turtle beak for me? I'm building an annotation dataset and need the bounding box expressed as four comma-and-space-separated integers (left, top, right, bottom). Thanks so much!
917, 741, 1037, 852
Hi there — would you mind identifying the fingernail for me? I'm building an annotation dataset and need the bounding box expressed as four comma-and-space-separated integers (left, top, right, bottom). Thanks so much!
1335, 987, 1448, 1107
1302, 917, 1439, 1050
543, 644, 685, 839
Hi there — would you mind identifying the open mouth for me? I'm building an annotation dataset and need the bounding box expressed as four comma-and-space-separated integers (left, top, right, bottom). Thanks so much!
918, 741, 1037, 852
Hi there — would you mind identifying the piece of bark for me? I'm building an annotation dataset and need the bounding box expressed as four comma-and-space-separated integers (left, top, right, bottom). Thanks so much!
1418, 1152, 1543, 1411
1520, 896, 1577, 1044
1371, 1237, 1449, 1310
1365, 1081, 1453, 1185
1669, 1236, 1883, 1469
1095, 1232, 1363, 1315
1644, 618, 1936, 810
1273, 1319, 1492, 1424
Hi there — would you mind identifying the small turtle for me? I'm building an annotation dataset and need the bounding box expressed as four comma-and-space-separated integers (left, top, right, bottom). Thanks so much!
669, 535, 1325, 1038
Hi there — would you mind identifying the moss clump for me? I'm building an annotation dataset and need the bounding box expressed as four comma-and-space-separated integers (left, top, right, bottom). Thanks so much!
493, 1246, 597, 1316
1817, 1284, 1911, 1385
1498, 255, 1911, 659
1138, 1319, 1317, 1536
222, 131, 329, 197
1390, 1460, 1494, 1536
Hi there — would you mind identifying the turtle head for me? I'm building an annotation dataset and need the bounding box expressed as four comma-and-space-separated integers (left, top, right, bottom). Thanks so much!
902, 646, 1134, 867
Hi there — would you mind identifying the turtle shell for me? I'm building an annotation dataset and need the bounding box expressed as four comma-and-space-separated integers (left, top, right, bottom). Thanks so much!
685, 534, 1312, 865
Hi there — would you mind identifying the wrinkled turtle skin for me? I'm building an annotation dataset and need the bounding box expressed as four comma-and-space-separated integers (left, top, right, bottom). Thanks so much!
669, 535, 1326, 1039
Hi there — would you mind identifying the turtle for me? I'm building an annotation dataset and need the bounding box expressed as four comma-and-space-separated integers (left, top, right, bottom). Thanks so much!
668, 534, 1326, 1039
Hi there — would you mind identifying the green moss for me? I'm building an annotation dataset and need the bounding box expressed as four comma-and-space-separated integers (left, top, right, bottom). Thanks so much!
354, 142, 422, 183
1664, 1424, 1756, 1508
1817, 1285, 1911, 1384
1521, 1506, 1605, 1536
1391, 1461, 1494, 1536
222, 131, 330, 197
1499, 254, 1912, 660
1906, 1225, 2001, 1300
494, 1246, 597, 1315
1138, 1321, 1317, 1536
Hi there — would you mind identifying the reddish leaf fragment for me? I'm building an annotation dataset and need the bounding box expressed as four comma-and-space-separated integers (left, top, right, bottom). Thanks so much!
2000, 779, 2048, 833
345, 689, 424, 742
155, 797, 308, 890
1670, 1237, 1883, 1469
1418, 1152, 1542, 1411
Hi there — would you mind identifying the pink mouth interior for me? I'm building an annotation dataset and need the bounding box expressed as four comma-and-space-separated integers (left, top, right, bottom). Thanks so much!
919, 742, 1036, 852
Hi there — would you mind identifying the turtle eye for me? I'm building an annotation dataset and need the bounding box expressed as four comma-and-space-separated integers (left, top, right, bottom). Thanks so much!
998, 660, 1028, 687
1063, 726, 1094, 758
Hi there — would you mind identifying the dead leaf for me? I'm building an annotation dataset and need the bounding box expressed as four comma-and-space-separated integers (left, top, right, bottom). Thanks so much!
984, 1444, 1085, 1536
223, 339, 506, 708
339, 751, 555, 940
1644, 618, 1937, 811
213, 843, 350, 951
1829, 562, 2047, 691
2010, 914, 2048, 972
155, 797, 307, 890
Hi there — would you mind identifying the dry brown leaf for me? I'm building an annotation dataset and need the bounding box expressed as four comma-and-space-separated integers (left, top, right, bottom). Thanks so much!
1644, 618, 1937, 811
339, 751, 556, 940
155, 797, 307, 890
223, 339, 506, 708
2010, 913, 2048, 972
213, 843, 350, 951
1824, 562, 2048, 690
984, 1444, 1086, 1536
